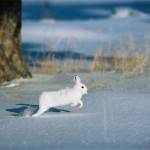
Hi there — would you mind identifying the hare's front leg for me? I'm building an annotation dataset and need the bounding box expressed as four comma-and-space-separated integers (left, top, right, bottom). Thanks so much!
71, 100, 83, 108
77, 100, 83, 108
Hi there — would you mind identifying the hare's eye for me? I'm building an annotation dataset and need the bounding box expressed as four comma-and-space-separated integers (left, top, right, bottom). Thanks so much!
81, 86, 84, 89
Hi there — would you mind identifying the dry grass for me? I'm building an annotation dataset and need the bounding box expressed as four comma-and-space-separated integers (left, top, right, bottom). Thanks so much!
91, 51, 104, 72
90, 49, 149, 74
62, 60, 77, 73
30, 58, 91, 74
62, 59, 90, 73
112, 52, 147, 74
31, 55, 60, 74
25, 36, 150, 75
28, 51, 149, 75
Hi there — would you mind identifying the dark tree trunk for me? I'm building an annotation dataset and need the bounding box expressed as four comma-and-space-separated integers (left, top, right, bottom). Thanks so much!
0, 0, 31, 83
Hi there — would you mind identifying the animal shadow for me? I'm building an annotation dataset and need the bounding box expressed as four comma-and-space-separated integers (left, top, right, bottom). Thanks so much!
6, 103, 70, 117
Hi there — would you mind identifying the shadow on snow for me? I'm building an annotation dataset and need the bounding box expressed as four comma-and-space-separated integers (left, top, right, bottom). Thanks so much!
6, 103, 70, 117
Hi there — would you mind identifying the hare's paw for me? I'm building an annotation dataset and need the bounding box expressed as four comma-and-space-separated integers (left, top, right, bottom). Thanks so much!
70, 101, 83, 108
78, 100, 83, 108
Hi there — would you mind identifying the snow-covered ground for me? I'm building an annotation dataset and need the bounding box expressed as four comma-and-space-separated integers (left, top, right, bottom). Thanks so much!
0, 73, 150, 150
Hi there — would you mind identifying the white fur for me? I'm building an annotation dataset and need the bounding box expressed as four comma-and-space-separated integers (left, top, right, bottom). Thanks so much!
32, 75, 88, 117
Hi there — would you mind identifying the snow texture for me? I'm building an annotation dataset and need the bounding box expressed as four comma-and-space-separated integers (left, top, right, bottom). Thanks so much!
0, 73, 150, 150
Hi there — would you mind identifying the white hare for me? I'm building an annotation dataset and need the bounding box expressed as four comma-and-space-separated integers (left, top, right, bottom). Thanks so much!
32, 75, 88, 117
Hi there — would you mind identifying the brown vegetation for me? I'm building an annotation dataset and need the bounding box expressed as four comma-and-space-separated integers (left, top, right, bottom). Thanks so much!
27, 50, 149, 75
112, 52, 147, 74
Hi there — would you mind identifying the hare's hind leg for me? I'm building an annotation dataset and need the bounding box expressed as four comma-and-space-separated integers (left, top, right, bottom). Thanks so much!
32, 107, 48, 117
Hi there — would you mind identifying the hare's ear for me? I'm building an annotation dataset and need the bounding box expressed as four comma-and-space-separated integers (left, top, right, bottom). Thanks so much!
73, 75, 81, 84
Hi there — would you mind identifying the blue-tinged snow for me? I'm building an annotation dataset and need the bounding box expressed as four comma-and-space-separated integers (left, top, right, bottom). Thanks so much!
0, 73, 150, 150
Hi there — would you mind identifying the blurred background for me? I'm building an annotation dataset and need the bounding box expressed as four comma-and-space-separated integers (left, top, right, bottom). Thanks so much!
22, 0, 150, 74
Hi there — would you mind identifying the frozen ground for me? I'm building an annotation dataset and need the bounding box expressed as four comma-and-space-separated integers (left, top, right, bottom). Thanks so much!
0, 73, 150, 150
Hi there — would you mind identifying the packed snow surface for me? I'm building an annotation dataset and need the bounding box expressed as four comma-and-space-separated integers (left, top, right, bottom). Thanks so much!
0, 73, 150, 150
